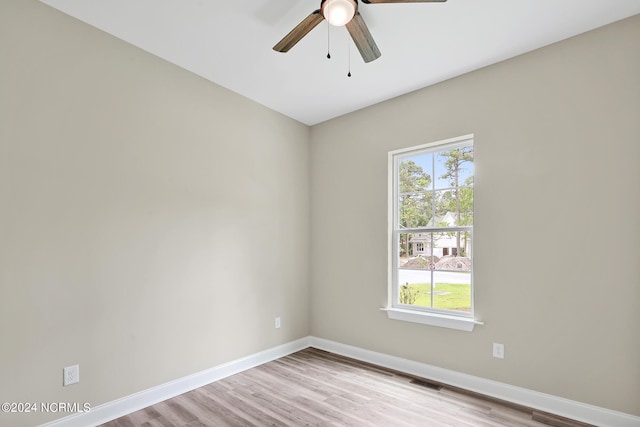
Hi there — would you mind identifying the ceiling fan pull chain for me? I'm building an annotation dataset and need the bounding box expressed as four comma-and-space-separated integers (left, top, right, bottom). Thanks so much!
347, 32, 352, 77
327, 22, 331, 59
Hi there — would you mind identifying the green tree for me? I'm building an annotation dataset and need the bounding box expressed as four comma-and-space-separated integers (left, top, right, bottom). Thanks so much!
439, 148, 473, 256
400, 160, 430, 193
399, 160, 431, 257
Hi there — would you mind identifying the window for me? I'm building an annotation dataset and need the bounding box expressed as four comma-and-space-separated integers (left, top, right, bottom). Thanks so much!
386, 135, 480, 331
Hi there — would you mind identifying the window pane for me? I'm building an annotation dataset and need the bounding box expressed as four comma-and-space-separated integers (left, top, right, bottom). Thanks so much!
458, 187, 474, 226
398, 232, 435, 264
434, 147, 474, 190
397, 229, 472, 311
432, 229, 472, 310
433, 188, 473, 227
399, 155, 432, 193
430, 230, 472, 260
398, 231, 435, 309
399, 193, 434, 228
433, 270, 472, 312
433, 190, 455, 226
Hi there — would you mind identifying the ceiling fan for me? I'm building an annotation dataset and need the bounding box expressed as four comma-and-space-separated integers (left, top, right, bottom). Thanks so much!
273, 0, 447, 63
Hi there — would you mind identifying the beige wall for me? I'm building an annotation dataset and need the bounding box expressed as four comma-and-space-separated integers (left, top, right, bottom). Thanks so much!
0, 1, 310, 425
310, 14, 640, 416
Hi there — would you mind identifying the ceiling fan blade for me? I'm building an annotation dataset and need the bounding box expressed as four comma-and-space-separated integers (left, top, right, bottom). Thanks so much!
273, 9, 324, 53
345, 12, 381, 63
361, 0, 446, 3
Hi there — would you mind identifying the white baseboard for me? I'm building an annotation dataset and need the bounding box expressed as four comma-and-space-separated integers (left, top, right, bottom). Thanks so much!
41, 336, 640, 427
40, 337, 311, 427
309, 337, 640, 427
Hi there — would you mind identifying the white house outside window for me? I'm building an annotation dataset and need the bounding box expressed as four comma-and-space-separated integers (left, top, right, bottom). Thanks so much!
386, 135, 480, 331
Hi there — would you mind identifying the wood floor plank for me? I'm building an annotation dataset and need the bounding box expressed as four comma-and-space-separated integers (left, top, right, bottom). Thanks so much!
100, 348, 595, 427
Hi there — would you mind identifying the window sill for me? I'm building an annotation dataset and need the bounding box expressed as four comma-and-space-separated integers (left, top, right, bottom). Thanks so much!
381, 308, 484, 332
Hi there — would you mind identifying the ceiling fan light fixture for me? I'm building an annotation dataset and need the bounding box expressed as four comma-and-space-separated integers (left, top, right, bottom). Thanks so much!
322, 0, 357, 27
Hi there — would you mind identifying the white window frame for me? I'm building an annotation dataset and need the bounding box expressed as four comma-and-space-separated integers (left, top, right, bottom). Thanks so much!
383, 134, 483, 332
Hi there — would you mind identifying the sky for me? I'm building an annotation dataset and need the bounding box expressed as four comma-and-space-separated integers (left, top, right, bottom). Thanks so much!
406, 150, 473, 191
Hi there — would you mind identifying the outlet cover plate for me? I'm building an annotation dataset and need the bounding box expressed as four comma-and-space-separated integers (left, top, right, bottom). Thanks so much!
493, 343, 505, 359
63, 364, 79, 386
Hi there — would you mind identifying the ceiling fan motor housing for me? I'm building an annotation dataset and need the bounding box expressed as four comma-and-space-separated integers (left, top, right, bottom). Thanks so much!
321, 0, 358, 26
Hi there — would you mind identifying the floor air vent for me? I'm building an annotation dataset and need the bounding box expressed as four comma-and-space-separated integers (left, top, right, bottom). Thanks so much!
410, 379, 443, 391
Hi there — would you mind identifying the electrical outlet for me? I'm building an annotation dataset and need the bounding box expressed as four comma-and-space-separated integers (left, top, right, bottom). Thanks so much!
493, 343, 505, 359
275, 317, 281, 329
63, 365, 79, 386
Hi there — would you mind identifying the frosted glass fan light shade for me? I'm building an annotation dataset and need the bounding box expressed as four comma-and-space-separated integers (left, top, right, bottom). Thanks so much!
322, 0, 356, 26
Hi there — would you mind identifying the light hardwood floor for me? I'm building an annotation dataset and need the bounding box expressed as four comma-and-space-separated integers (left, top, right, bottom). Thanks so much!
101, 348, 593, 427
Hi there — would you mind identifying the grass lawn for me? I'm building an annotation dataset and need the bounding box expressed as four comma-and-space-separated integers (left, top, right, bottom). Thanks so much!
405, 283, 471, 312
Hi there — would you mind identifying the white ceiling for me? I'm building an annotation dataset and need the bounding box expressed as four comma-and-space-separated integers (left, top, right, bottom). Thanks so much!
39, 0, 640, 125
